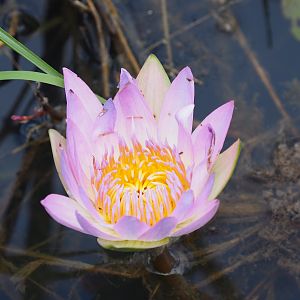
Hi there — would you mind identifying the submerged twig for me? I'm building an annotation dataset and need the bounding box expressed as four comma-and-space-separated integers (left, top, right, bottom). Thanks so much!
144, 0, 242, 53
87, 0, 110, 98
195, 250, 262, 289
161, 0, 173, 68
191, 223, 263, 261
2, 245, 144, 278
233, 20, 298, 134
0, 10, 19, 48
99, 0, 140, 74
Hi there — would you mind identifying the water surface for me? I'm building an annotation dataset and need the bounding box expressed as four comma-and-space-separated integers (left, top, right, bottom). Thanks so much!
0, 0, 300, 299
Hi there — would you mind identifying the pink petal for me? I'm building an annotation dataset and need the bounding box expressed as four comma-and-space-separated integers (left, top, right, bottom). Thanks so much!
92, 98, 116, 138
175, 104, 194, 133
209, 139, 241, 200
171, 190, 194, 222
158, 67, 194, 146
191, 174, 215, 214
41, 194, 85, 233
63, 68, 102, 120
66, 119, 93, 176
114, 216, 150, 240
136, 54, 171, 120
139, 217, 178, 241
60, 149, 80, 199
184, 174, 214, 221
190, 161, 210, 198
176, 120, 194, 167
118, 68, 135, 89
191, 124, 215, 166
76, 212, 119, 241
114, 82, 156, 143
171, 199, 219, 237
49, 130, 90, 201
78, 188, 112, 228
200, 101, 234, 162
93, 132, 120, 161
66, 89, 93, 135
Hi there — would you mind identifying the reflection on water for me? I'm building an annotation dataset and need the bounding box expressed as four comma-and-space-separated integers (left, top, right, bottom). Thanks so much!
0, 0, 300, 299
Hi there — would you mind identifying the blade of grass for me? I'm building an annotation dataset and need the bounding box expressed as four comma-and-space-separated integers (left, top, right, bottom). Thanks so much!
0, 71, 106, 103
0, 71, 64, 87
0, 27, 62, 78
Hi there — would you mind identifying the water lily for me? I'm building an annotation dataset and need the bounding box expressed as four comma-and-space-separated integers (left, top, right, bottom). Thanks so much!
41, 55, 240, 251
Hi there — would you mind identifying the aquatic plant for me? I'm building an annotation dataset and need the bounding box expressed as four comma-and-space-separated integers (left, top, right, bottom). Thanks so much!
41, 55, 240, 250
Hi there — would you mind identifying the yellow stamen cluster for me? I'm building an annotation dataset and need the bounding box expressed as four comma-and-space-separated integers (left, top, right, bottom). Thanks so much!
91, 140, 190, 226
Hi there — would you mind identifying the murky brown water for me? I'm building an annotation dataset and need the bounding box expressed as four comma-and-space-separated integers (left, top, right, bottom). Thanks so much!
0, 0, 300, 299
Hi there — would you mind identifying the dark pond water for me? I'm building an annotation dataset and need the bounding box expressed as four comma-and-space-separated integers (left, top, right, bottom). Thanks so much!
0, 0, 300, 299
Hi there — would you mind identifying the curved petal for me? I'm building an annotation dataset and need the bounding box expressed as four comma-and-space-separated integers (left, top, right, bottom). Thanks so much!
78, 188, 112, 228
63, 68, 102, 120
114, 82, 156, 143
66, 89, 93, 135
171, 190, 194, 222
91, 99, 120, 160
66, 119, 93, 176
190, 161, 210, 198
176, 104, 194, 133
209, 139, 241, 200
114, 216, 150, 240
184, 174, 214, 221
48, 129, 69, 193
41, 194, 85, 233
171, 199, 219, 237
136, 54, 171, 120
76, 212, 120, 241
176, 120, 194, 167
48, 129, 84, 200
158, 67, 194, 145
139, 217, 178, 241
191, 124, 215, 166
92, 99, 116, 138
200, 101, 234, 162
60, 149, 80, 199
93, 132, 120, 161
191, 174, 214, 214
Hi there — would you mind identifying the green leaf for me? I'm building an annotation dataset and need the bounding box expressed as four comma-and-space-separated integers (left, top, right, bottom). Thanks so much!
0, 27, 62, 78
0, 71, 64, 87
0, 71, 106, 104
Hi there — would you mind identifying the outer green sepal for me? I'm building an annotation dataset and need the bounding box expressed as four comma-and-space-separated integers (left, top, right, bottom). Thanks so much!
97, 237, 170, 252
209, 139, 242, 200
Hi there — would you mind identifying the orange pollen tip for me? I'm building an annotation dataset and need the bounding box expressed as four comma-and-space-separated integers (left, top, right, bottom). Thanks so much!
91, 140, 190, 226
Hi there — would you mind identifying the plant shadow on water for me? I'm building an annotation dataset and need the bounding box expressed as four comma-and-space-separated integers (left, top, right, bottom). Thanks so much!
0, 0, 300, 299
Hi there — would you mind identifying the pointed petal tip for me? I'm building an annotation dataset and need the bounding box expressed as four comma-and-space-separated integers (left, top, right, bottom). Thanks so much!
118, 68, 134, 89
224, 99, 235, 109
40, 197, 46, 206
62, 67, 76, 78
179, 66, 193, 81
48, 128, 62, 139
145, 53, 161, 63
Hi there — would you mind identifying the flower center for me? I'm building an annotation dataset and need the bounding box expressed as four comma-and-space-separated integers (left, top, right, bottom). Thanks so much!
91, 140, 190, 226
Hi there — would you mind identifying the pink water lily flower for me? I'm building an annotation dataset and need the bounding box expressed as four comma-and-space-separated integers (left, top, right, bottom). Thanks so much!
41, 55, 240, 251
